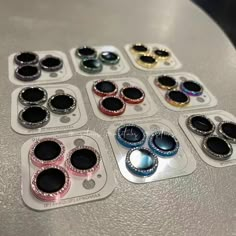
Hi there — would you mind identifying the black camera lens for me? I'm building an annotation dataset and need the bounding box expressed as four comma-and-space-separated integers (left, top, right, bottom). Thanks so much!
15, 65, 41, 81
180, 80, 203, 96
126, 147, 158, 177
218, 121, 236, 143
120, 86, 145, 104
18, 87, 47, 106
66, 146, 100, 176
187, 115, 215, 136
93, 80, 118, 97
131, 44, 149, 53
155, 75, 178, 90
48, 94, 76, 114
99, 51, 120, 65
39, 56, 63, 72
80, 58, 103, 74
165, 90, 190, 107
202, 135, 233, 160
75, 46, 97, 59
99, 96, 126, 116
153, 49, 170, 60
14, 51, 39, 66
116, 124, 146, 148
148, 131, 179, 157
31, 166, 70, 201
137, 54, 157, 68
18, 105, 50, 129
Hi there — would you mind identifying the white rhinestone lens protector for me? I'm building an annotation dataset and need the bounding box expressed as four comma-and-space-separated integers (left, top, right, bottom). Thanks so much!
108, 118, 196, 183
179, 110, 236, 167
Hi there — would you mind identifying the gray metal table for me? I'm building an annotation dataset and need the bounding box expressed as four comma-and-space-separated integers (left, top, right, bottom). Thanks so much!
0, 0, 235, 235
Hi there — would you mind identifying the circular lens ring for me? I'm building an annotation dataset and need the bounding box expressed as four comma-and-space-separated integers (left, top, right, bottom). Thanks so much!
66, 146, 101, 177
14, 51, 39, 66
99, 96, 126, 116
15, 65, 41, 82
120, 86, 145, 104
153, 48, 171, 60
31, 165, 70, 202
148, 131, 179, 157
93, 80, 118, 97
155, 75, 178, 90
48, 93, 76, 114
136, 53, 158, 69
116, 124, 146, 148
130, 43, 149, 54
180, 80, 203, 96
126, 147, 158, 177
75, 46, 97, 59
18, 86, 48, 106
39, 55, 63, 72
29, 138, 65, 167
99, 51, 120, 65
218, 121, 236, 143
80, 58, 103, 74
165, 90, 190, 107
202, 135, 233, 161
187, 115, 215, 136
18, 105, 50, 129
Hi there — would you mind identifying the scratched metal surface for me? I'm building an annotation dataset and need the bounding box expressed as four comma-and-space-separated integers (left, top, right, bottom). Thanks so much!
0, 0, 236, 235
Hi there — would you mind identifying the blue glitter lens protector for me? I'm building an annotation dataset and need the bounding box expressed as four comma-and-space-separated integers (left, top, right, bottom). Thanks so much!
116, 124, 146, 148
126, 147, 158, 177
180, 80, 203, 96
148, 131, 179, 157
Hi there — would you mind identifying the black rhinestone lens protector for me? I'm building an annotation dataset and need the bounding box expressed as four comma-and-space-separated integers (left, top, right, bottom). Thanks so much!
101, 97, 124, 111
99, 51, 120, 65
80, 58, 103, 73
21, 106, 48, 123
40, 56, 63, 72
76, 46, 97, 59
14, 52, 39, 66
15, 65, 41, 81
218, 121, 236, 142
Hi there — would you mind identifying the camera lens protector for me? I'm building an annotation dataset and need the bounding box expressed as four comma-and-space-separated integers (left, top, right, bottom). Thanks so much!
155, 75, 178, 90
179, 110, 236, 167
39, 56, 63, 72
66, 146, 100, 176
15, 65, 41, 82
18, 86, 47, 106
187, 115, 215, 136
120, 86, 145, 104
116, 124, 146, 148
21, 131, 115, 210
93, 80, 118, 97
75, 46, 97, 59
9, 50, 72, 85
99, 96, 126, 116
149, 72, 217, 111
99, 51, 120, 65
125, 43, 181, 71
126, 147, 158, 177
108, 119, 197, 183
29, 138, 65, 167
70, 45, 130, 77
48, 93, 76, 114
14, 51, 39, 66
18, 106, 50, 129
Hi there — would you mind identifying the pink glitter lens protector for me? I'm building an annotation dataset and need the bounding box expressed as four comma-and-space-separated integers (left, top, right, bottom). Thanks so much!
31, 165, 70, 202
29, 138, 65, 167
66, 146, 101, 177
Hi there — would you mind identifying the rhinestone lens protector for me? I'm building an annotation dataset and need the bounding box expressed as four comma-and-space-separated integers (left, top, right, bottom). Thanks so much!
14, 51, 39, 66
66, 146, 100, 177
15, 65, 41, 82
75, 46, 97, 59
93, 80, 118, 97
48, 93, 76, 114
29, 138, 65, 167
31, 165, 70, 202
39, 56, 63, 72
18, 86, 47, 106
187, 115, 215, 136
148, 131, 179, 157
18, 105, 50, 129
126, 147, 158, 177
180, 80, 203, 96
99, 51, 120, 65
165, 90, 190, 107
130, 43, 149, 54
116, 124, 146, 148
80, 58, 103, 74
120, 86, 145, 104
155, 75, 178, 90
136, 53, 157, 68
218, 121, 236, 143
153, 48, 170, 61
